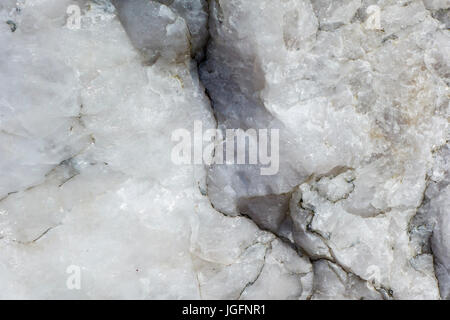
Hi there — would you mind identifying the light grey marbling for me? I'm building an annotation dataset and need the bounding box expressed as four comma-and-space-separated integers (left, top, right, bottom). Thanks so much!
0, 0, 448, 299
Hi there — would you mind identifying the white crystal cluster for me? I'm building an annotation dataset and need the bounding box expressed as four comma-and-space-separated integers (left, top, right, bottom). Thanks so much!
0, 0, 448, 299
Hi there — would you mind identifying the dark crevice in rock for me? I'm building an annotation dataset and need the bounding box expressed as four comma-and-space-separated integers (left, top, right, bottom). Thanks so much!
12, 224, 62, 245
196, 1, 302, 255
198, 1, 308, 259
310, 259, 387, 300
237, 193, 292, 235
186, 0, 447, 300
430, 8, 450, 28
409, 143, 450, 300
203, 186, 300, 256
296, 195, 394, 299
236, 240, 272, 300
0, 191, 18, 203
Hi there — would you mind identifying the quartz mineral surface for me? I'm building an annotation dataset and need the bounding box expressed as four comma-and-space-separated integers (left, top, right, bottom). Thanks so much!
0, 0, 448, 299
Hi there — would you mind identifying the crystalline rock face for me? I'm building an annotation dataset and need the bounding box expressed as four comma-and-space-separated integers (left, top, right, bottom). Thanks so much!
0, 0, 448, 300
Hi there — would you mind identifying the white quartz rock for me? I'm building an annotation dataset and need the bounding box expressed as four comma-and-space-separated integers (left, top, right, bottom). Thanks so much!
423, 0, 450, 11
311, 0, 362, 30
111, 0, 190, 64
239, 239, 313, 300
112, 0, 208, 62
190, 197, 313, 300
0, 2, 90, 198
1, 0, 449, 300
311, 260, 382, 300
289, 187, 333, 260
201, 0, 449, 299
156, 0, 209, 60
430, 180, 450, 299
411, 144, 450, 299
297, 179, 440, 299
0, 0, 314, 300
0, 0, 214, 299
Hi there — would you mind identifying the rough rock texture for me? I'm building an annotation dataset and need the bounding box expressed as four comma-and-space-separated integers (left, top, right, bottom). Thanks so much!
200, 0, 449, 300
0, 0, 448, 299
410, 144, 450, 299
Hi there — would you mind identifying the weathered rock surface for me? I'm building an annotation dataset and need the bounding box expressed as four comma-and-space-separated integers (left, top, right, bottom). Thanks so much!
0, 0, 448, 299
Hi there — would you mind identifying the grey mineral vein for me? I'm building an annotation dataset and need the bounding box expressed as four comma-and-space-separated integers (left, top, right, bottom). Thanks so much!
0, 0, 448, 299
